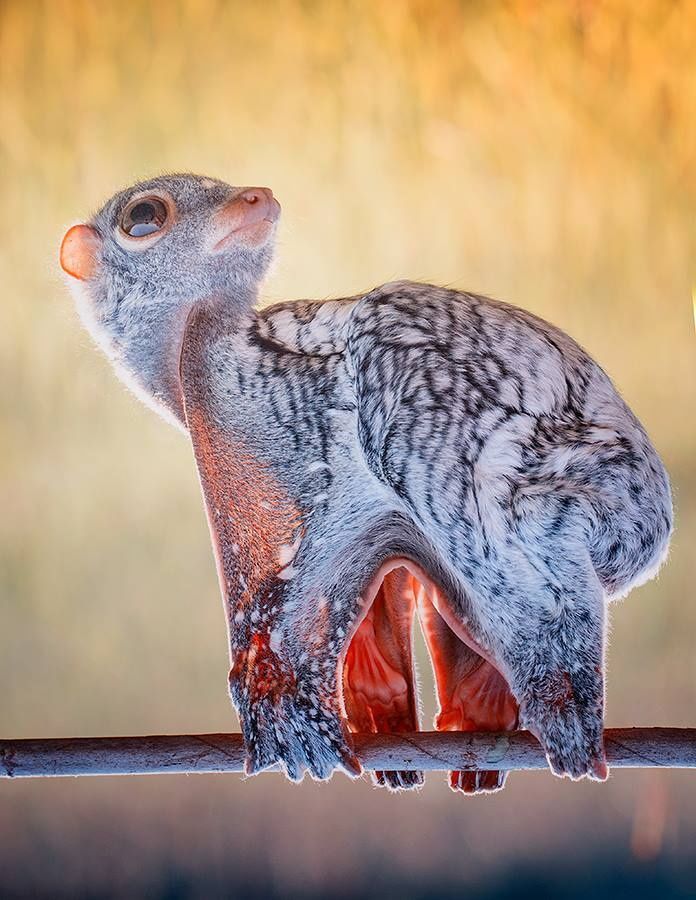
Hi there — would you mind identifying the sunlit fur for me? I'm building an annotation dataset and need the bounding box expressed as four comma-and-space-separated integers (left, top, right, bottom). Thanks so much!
68, 174, 275, 426
64, 174, 673, 790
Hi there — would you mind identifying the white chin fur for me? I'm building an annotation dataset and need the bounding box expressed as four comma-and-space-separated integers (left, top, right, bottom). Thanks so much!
65, 277, 187, 432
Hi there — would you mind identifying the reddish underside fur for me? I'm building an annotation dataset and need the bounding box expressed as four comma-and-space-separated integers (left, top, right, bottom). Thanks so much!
342, 565, 519, 793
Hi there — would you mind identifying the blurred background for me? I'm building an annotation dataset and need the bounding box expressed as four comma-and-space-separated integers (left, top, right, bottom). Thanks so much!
1, 1, 695, 897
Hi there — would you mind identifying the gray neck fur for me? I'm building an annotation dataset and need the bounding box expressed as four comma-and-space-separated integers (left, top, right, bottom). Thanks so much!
76, 279, 256, 429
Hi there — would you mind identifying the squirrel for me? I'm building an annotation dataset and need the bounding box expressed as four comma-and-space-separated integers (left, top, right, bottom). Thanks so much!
60, 174, 672, 793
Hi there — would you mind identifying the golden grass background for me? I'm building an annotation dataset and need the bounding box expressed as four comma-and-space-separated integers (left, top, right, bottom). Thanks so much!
0, 1, 695, 896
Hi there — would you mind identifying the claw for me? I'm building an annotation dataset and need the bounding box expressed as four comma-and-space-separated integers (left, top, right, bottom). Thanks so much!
374, 769, 424, 791
591, 755, 609, 781
340, 747, 363, 779
449, 769, 506, 794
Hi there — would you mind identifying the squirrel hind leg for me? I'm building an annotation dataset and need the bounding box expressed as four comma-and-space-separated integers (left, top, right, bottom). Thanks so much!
416, 584, 518, 795
438, 661, 519, 795
342, 566, 423, 791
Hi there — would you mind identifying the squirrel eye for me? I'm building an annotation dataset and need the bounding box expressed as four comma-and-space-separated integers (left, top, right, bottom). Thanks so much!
120, 197, 168, 238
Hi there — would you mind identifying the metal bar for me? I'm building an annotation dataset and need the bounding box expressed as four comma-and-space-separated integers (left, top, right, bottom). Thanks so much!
1, 728, 694, 779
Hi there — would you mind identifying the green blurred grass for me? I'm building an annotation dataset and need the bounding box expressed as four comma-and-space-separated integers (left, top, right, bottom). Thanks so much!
0, 1, 695, 894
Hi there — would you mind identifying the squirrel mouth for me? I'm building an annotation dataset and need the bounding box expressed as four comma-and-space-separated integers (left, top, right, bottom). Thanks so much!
213, 217, 277, 252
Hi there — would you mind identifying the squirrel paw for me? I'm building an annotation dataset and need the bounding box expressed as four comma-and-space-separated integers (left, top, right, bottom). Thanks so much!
521, 669, 608, 782
231, 651, 361, 783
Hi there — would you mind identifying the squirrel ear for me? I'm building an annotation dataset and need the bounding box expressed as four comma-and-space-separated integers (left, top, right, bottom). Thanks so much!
60, 224, 102, 281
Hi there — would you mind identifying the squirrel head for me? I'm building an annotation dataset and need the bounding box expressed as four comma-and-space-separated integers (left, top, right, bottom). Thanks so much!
61, 172, 279, 328
60, 173, 280, 422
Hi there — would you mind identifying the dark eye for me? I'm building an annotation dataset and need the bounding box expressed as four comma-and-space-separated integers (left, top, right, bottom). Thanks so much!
120, 197, 169, 237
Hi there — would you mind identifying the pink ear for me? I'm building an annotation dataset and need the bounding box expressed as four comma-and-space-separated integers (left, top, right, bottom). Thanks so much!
60, 224, 102, 281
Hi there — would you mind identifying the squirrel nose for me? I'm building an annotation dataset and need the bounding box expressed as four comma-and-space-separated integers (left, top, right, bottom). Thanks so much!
210, 187, 281, 251
237, 187, 279, 216
239, 187, 270, 205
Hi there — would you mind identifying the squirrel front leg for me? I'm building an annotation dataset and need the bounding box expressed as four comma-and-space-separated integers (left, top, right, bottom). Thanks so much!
185, 415, 362, 781
229, 596, 362, 782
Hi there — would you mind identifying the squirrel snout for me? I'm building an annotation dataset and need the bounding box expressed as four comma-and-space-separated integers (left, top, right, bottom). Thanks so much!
210, 187, 281, 252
